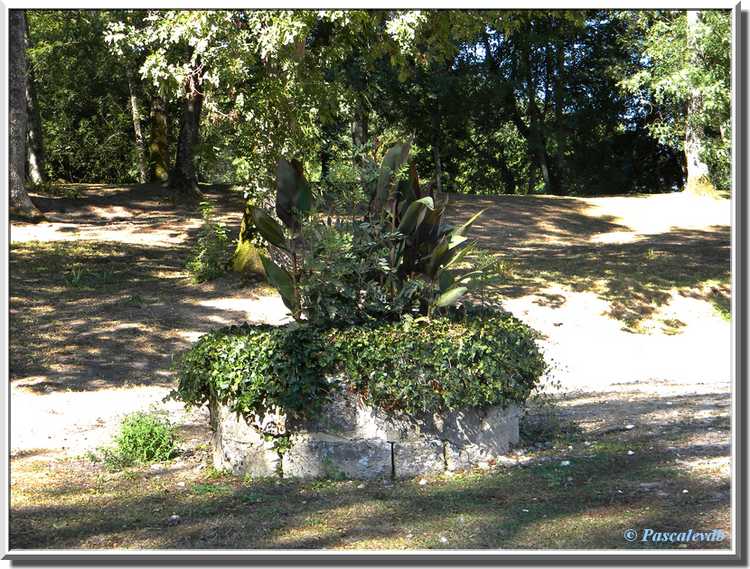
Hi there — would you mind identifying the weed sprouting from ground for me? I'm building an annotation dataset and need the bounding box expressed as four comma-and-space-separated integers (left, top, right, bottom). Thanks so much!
97, 411, 178, 470
186, 201, 231, 283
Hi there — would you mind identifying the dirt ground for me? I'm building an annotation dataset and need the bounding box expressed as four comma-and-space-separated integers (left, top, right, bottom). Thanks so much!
8, 184, 732, 549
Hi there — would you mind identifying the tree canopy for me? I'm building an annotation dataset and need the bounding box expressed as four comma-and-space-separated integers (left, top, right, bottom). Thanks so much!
20, 8, 731, 198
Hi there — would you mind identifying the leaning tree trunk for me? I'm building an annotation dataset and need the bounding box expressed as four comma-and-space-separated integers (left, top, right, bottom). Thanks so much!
24, 15, 45, 186
148, 95, 169, 182
126, 67, 148, 183
684, 10, 715, 195
9, 10, 43, 221
168, 68, 203, 199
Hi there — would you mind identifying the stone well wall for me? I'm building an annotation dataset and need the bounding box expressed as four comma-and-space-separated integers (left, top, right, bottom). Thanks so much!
209, 389, 521, 480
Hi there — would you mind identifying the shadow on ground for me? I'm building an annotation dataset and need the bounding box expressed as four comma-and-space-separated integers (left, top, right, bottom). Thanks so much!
10, 390, 730, 550
9, 241, 259, 393
10, 184, 264, 393
29, 182, 245, 225
446, 195, 730, 329
9, 186, 731, 389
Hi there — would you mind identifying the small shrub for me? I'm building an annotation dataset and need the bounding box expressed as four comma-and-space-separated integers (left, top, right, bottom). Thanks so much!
64, 265, 86, 288
186, 201, 231, 283
101, 411, 178, 470
63, 265, 117, 289
252, 144, 500, 324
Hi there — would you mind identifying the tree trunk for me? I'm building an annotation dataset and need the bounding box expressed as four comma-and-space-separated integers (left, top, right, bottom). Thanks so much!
553, 33, 568, 185
168, 70, 203, 199
684, 10, 714, 195
526, 76, 553, 193
433, 134, 443, 196
320, 147, 331, 182
9, 10, 43, 221
320, 119, 337, 183
496, 149, 517, 194
483, 31, 561, 195
352, 102, 368, 165
148, 95, 170, 182
126, 67, 148, 183
523, 37, 561, 195
24, 15, 45, 186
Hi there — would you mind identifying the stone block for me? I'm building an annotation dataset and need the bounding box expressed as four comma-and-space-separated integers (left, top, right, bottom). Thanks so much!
209, 382, 521, 480
282, 434, 392, 479
392, 439, 445, 478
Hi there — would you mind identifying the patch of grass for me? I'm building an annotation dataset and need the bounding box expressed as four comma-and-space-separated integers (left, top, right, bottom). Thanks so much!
203, 466, 233, 481
709, 290, 731, 321
191, 483, 233, 496
9, 239, 203, 387
10, 422, 730, 550
98, 412, 179, 471
63, 265, 117, 290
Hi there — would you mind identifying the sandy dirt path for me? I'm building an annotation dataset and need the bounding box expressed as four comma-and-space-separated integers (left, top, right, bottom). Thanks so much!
9, 185, 731, 461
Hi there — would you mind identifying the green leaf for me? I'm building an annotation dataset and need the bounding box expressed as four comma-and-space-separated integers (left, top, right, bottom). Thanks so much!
398, 196, 434, 234
259, 255, 296, 311
425, 238, 450, 278
443, 242, 476, 269
452, 208, 486, 237
438, 269, 454, 292
374, 143, 411, 211
276, 158, 309, 229
296, 178, 312, 214
448, 234, 468, 250
252, 208, 288, 250
434, 286, 468, 308
276, 159, 298, 204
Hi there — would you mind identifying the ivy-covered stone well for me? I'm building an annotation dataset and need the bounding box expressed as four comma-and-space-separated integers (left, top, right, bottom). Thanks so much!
175, 313, 546, 480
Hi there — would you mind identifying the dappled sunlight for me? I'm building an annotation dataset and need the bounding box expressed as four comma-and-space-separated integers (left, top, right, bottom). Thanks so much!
10, 355, 730, 549
504, 288, 729, 391
447, 193, 631, 248
583, 193, 730, 237
590, 231, 641, 244
447, 193, 730, 332
195, 295, 293, 326
9, 234, 266, 393
11, 184, 243, 247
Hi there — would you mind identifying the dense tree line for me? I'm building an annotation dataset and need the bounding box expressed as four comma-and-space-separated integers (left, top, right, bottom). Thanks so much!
9, 9, 731, 216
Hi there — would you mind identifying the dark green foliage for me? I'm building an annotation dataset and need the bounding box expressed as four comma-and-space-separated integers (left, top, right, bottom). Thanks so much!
297, 220, 413, 325
174, 312, 546, 431
101, 412, 178, 469
253, 145, 499, 325
186, 201, 231, 282
327, 313, 546, 415
173, 323, 334, 432
27, 11, 146, 183
26, 10, 727, 193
